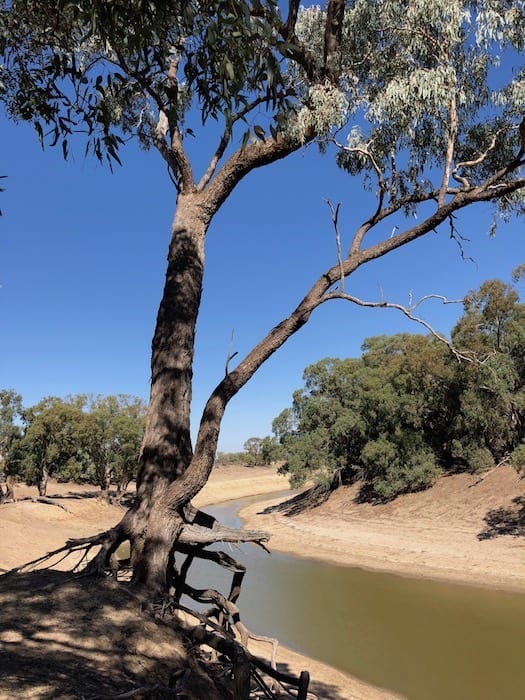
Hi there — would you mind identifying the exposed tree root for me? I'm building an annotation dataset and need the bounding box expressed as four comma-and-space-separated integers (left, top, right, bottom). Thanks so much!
4, 506, 313, 699
261, 470, 346, 517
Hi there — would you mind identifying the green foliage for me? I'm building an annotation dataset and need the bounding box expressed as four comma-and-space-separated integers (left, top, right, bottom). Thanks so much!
215, 451, 250, 465
1, 0, 523, 223
274, 274, 525, 500
449, 277, 525, 467
0, 0, 292, 163
511, 442, 525, 474
3, 392, 146, 493
243, 436, 263, 466
260, 435, 282, 465
0, 388, 23, 478
17, 397, 93, 492
83, 395, 146, 491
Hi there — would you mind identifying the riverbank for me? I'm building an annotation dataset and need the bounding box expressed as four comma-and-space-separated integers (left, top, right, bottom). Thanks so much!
240, 465, 525, 594
1, 467, 399, 700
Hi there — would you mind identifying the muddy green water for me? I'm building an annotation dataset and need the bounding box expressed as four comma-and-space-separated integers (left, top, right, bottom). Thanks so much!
183, 495, 525, 700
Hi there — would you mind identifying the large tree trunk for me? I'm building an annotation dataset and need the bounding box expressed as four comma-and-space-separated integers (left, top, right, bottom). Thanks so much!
127, 192, 210, 593
138, 192, 207, 493
107, 138, 309, 596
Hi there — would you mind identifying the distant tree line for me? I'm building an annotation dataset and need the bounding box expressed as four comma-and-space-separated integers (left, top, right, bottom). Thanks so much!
270, 275, 525, 501
0, 393, 146, 499
215, 436, 282, 467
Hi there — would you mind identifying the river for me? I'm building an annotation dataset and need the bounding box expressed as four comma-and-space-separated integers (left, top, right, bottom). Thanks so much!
182, 494, 525, 700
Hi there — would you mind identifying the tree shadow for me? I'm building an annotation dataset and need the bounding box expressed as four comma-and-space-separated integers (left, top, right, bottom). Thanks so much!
0, 570, 224, 698
47, 490, 108, 499
0, 569, 350, 699
478, 497, 525, 540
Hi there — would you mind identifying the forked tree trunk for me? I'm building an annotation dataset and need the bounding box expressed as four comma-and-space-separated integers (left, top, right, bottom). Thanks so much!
118, 138, 311, 595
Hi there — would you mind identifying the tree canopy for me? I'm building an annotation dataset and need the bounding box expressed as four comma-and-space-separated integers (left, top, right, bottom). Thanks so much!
273, 274, 525, 500
2, 393, 146, 498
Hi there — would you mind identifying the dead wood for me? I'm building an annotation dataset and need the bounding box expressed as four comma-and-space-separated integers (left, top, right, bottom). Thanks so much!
261, 474, 343, 517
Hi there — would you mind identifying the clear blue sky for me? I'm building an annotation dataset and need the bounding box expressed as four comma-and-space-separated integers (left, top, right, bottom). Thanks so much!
1, 116, 523, 452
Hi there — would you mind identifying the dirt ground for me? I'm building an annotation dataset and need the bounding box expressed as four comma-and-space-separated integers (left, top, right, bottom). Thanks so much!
0, 467, 395, 700
2, 464, 523, 699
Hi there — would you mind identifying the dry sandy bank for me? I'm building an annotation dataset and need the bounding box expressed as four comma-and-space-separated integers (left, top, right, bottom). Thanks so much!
240, 465, 525, 594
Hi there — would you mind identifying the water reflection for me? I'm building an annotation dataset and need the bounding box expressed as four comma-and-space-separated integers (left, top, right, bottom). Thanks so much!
183, 495, 525, 700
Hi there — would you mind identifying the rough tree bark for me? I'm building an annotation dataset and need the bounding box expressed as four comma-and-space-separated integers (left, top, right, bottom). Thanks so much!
38, 466, 50, 498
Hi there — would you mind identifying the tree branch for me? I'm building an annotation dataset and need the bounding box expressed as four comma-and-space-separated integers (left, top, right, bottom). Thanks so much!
203, 133, 308, 214
323, 0, 346, 82
438, 93, 458, 207
164, 167, 525, 509
153, 111, 181, 189
324, 199, 344, 290
322, 290, 477, 362
196, 95, 270, 192
169, 127, 195, 192
452, 126, 510, 190
279, 1, 317, 81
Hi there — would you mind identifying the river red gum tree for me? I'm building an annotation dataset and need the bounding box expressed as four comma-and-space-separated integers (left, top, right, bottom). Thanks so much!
2, 1, 524, 601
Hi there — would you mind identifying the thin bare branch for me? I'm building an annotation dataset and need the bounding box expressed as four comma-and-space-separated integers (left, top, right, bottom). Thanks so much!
350, 189, 438, 256
225, 329, 238, 376
331, 136, 385, 189
324, 199, 344, 290
452, 126, 508, 189
153, 111, 180, 189
332, 136, 388, 253
322, 290, 477, 362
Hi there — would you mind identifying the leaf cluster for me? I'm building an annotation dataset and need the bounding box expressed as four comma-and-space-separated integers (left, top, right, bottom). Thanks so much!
0, 0, 297, 163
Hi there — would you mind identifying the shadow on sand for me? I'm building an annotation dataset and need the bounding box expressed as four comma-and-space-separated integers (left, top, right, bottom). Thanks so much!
478, 496, 525, 540
0, 569, 349, 699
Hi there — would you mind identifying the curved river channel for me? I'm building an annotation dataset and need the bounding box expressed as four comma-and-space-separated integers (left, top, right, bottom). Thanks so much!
181, 493, 525, 700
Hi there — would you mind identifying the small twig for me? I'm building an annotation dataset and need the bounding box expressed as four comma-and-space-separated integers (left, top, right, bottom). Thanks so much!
83, 684, 160, 699
446, 213, 475, 263
321, 290, 482, 363
324, 199, 344, 290
225, 329, 238, 376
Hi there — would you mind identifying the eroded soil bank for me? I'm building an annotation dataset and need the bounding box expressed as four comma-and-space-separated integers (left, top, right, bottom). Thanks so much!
240, 465, 525, 594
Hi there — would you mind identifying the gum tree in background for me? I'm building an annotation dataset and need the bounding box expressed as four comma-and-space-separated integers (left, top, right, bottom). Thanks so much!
17, 397, 93, 496
271, 273, 525, 502
87, 395, 147, 496
1, 1, 524, 597
0, 389, 23, 499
